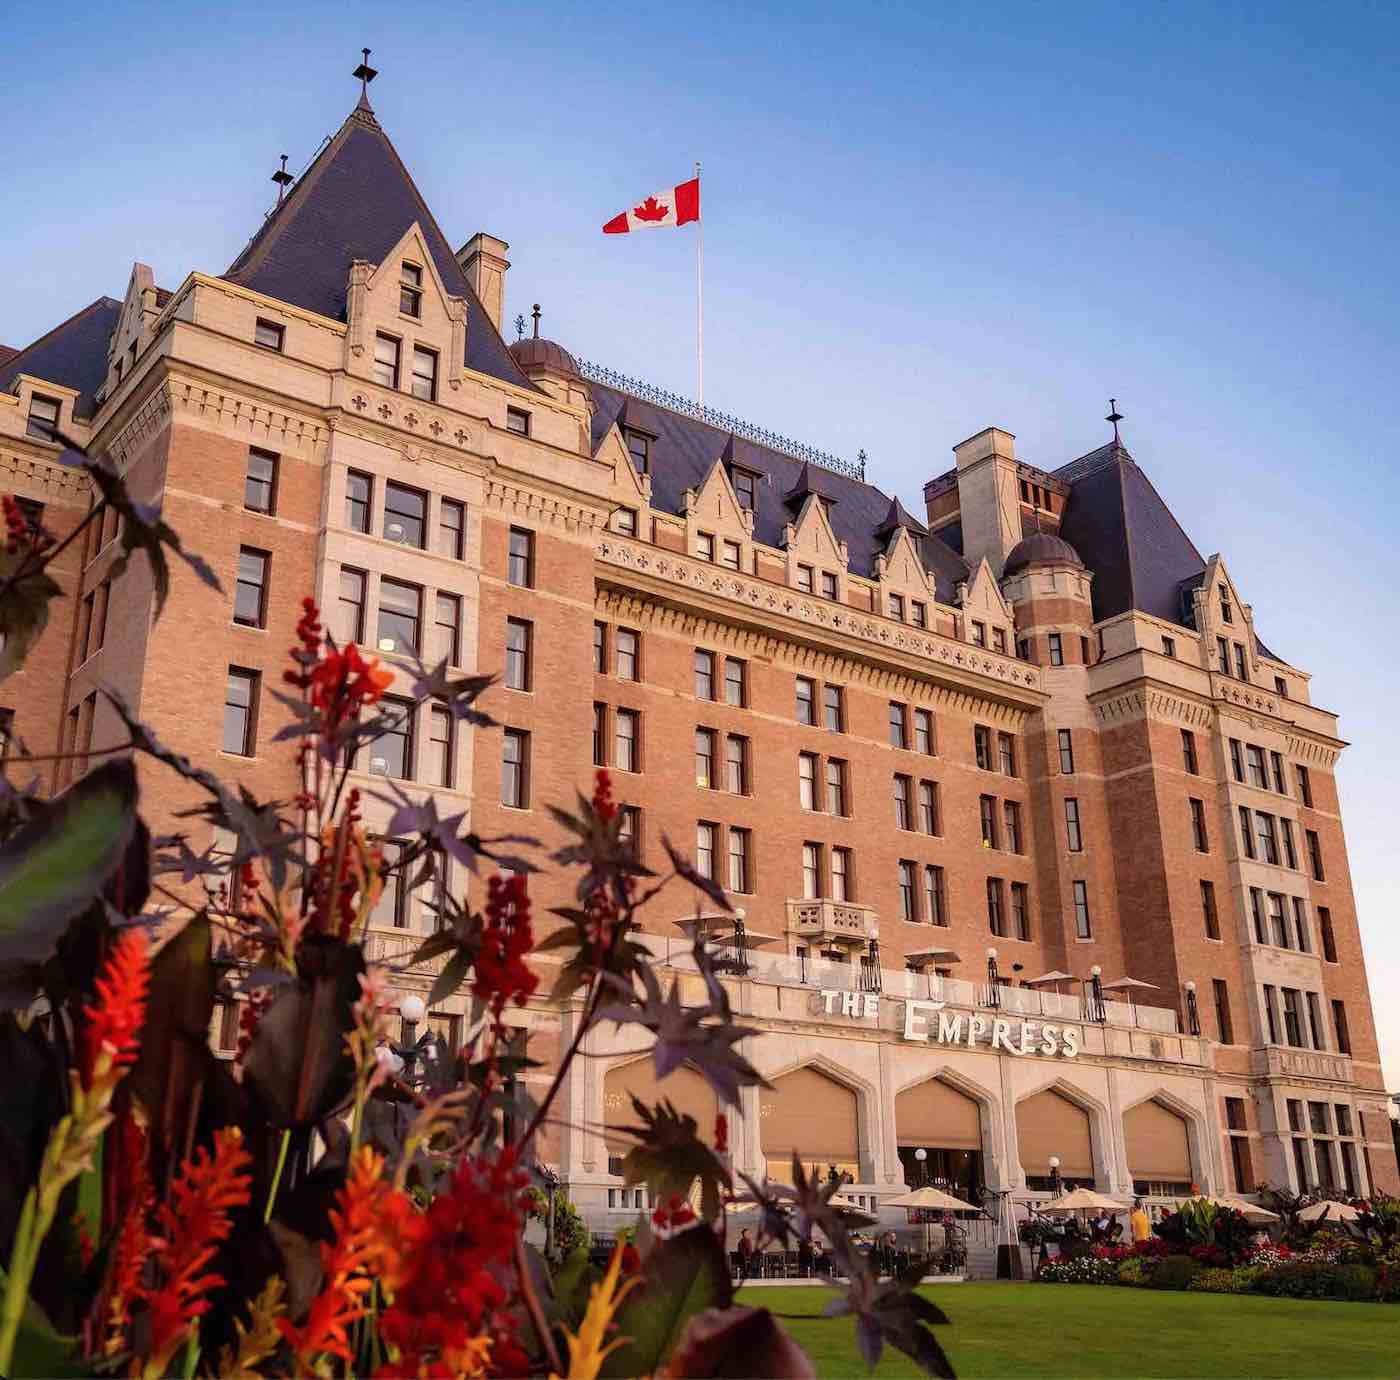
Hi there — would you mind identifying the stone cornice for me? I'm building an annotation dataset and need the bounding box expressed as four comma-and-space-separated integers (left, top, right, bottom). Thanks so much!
595, 536, 1044, 716
0, 445, 92, 501
485, 475, 609, 536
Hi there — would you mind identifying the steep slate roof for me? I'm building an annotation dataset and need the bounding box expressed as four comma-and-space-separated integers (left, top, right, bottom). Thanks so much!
0, 347, 18, 370
0, 297, 121, 419
588, 381, 966, 598
225, 102, 530, 391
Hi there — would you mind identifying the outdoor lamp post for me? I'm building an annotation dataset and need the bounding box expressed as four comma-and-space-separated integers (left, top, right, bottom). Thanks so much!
732, 907, 750, 976
400, 992, 426, 1044
1049, 1155, 1062, 1197
1184, 980, 1201, 1036
1089, 965, 1106, 1023
915, 1146, 928, 1187
986, 947, 1001, 1008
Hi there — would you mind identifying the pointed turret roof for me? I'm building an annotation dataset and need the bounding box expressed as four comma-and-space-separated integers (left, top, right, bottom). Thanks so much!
875, 494, 928, 539
784, 459, 843, 509
225, 103, 529, 389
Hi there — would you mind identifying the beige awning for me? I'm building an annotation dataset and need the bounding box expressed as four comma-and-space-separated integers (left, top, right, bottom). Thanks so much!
1016, 1089, 1094, 1181
603, 1059, 719, 1153
761, 1067, 858, 1161
897, 1079, 982, 1152
1124, 1100, 1191, 1182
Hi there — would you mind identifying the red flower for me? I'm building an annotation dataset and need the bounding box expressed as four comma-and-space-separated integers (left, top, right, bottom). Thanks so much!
651, 1194, 698, 1234
593, 767, 616, 823
715, 1113, 729, 1155
283, 597, 393, 732
474, 875, 537, 1025
82, 929, 150, 1089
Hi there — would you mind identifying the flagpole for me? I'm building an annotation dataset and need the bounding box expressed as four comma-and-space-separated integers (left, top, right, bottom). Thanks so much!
695, 160, 703, 410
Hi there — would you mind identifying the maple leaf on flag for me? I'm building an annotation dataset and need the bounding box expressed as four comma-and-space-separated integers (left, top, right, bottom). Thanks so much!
632, 195, 670, 221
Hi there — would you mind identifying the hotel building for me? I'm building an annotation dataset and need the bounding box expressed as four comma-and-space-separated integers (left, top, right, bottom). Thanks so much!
1, 77, 1394, 1234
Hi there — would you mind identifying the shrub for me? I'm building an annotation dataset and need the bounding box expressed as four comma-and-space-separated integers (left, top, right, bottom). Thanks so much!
1187, 1267, 1236, 1293
1116, 1257, 1151, 1287
1376, 1247, 1400, 1303
1252, 1259, 1376, 1300
1038, 1255, 1119, 1285
1150, 1255, 1204, 1290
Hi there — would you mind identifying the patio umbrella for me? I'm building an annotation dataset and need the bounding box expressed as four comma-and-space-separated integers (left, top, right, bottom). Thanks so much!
1039, 1188, 1126, 1215
884, 1186, 980, 1213
1100, 975, 1159, 1023
1025, 971, 1074, 986
1298, 1200, 1360, 1223
1185, 1195, 1280, 1224
827, 1195, 880, 1227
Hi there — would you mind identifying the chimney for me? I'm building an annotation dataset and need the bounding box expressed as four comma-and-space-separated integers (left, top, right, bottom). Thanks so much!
456, 233, 510, 334
952, 427, 1020, 577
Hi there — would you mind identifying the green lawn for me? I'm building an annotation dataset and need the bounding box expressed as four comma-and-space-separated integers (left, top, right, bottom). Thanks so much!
751, 1282, 1399, 1379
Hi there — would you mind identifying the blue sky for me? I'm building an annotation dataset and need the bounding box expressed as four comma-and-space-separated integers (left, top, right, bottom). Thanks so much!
4, 1, 1398, 1092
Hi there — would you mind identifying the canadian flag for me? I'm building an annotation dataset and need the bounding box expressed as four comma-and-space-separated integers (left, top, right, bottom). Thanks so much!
602, 177, 700, 233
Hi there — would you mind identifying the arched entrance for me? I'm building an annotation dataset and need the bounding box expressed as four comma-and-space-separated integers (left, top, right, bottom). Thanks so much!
602, 1060, 719, 1174
1124, 1099, 1194, 1197
1017, 1088, 1095, 1189
895, 1077, 983, 1203
760, 1066, 859, 1186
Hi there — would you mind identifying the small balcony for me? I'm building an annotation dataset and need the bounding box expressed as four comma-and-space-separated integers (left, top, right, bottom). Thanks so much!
785, 897, 878, 948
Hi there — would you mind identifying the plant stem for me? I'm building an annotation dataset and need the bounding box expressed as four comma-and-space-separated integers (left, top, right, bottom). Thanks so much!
515, 1234, 562, 1377
0, 1188, 41, 1376
264, 1129, 291, 1224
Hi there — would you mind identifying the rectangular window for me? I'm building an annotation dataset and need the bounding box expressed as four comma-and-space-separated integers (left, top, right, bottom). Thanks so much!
613, 506, 637, 537
1262, 985, 1283, 1043
614, 709, 640, 772
1219, 586, 1233, 624
1064, 798, 1083, 852
1191, 798, 1209, 852
694, 649, 716, 700
1280, 818, 1298, 870
795, 563, 814, 593
695, 823, 717, 880
1282, 988, 1304, 1047
1213, 979, 1234, 1043
377, 578, 421, 654
370, 840, 408, 928
427, 704, 456, 787
410, 345, 438, 401
618, 806, 640, 858
798, 752, 818, 810
502, 729, 530, 807
1292, 896, 1310, 953
992, 626, 1006, 652
899, 861, 917, 921
1058, 728, 1075, 774
616, 629, 640, 681
695, 728, 717, 789
507, 527, 534, 587
697, 533, 715, 562
925, 865, 947, 926
233, 547, 269, 627
1250, 888, 1267, 944
366, 695, 414, 779
732, 469, 755, 510
728, 828, 752, 893
1256, 812, 1279, 866
399, 262, 423, 317
1162, 635, 1176, 657
802, 843, 823, 900
720, 539, 741, 570
889, 701, 908, 749
373, 333, 401, 387
1306, 829, 1324, 881
979, 794, 999, 849
725, 734, 748, 794
1072, 880, 1091, 939
438, 498, 465, 559
1081, 635, 1091, 664
26, 394, 60, 440
795, 677, 816, 725
626, 430, 650, 474
820, 571, 839, 601
998, 732, 1017, 776
1269, 751, 1286, 794
244, 448, 278, 514
592, 703, 606, 767
434, 593, 461, 666
831, 847, 852, 902
723, 657, 746, 706
1182, 729, 1199, 774
1234, 642, 1249, 681
1308, 1100, 1330, 1136
1239, 806, 1255, 860
1230, 739, 1245, 783
506, 406, 530, 436
1319, 907, 1337, 963
1004, 800, 1023, 853
914, 601, 929, 629
593, 622, 607, 673
974, 725, 992, 771
1331, 999, 1351, 1054
255, 317, 284, 351
504, 617, 532, 690
892, 594, 907, 622
987, 877, 1006, 937
1246, 744, 1267, 790
893, 774, 912, 830
825, 759, 847, 815
346, 470, 372, 532
823, 685, 844, 733
1297, 764, 1313, 808
1011, 882, 1030, 941
383, 482, 426, 547
336, 568, 367, 645
223, 668, 259, 756
919, 780, 940, 835
79, 591, 94, 662
1306, 992, 1326, 1050
1201, 880, 1219, 940
913, 708, 934, 754
1225, 1097, 1247, 1132
1335, 1104, 1352, 1138
1047, 633, 1064, 666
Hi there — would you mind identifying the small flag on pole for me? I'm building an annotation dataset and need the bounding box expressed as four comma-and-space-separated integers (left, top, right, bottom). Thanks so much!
602, 177, 701, 233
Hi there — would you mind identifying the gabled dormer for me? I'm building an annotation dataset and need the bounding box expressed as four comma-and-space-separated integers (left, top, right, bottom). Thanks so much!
782, 490, 848, 598
345, 221, 468, 399
958, 557, 1017, 654
1190, 555, 1258, 684
100, 263, 162, 402
594, 418, 653, 540
873, 498, 934, 626
684, 456, 754, 571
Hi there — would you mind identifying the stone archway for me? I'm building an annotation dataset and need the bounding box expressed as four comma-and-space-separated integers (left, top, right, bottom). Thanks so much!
1016, 1087, 1096, 1188
602, 1058, 719, 1163
895, 1075, 984, 1202
760, 1064, 860, 1187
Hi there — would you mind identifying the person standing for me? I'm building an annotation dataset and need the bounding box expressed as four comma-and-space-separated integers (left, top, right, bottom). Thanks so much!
1130, 1197, 1151, 1244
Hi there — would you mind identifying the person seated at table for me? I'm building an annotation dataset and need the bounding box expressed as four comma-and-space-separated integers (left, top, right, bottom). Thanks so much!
737, 1228, 755, 1277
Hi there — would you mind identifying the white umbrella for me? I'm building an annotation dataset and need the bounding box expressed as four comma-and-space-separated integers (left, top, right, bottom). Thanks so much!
884, 1185, 980, 1213
1025, 970, 1074, 986
1184, 1195, 1280, 1224
828, 1195, 880, 1228
1298, 1200, 1360, 1223
1101, 975, 1159, 1023
1039, 1187, 1126, 1215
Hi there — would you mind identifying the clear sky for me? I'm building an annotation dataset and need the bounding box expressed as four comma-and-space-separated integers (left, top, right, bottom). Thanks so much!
4, 1, 1398, 1092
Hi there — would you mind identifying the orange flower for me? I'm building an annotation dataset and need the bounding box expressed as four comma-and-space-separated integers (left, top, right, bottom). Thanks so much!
82, 929, 150, 1090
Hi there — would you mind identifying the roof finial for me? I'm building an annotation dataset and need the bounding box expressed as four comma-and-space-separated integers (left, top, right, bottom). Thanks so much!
1106, 397, 1124, 446
531, 303, 541, 339
271, 153, 293, 205
514, 313, 526, 340
352, 47, 378, 108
